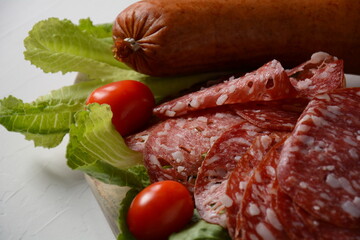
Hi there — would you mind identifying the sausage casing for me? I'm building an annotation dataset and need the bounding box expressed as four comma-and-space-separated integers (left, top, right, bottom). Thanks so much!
113, 0, 360, 76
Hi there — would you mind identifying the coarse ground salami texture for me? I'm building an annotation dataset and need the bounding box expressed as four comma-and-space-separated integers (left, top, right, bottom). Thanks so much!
226, 133, 286, 238
231, 98, 308, 132
277, 87, 360, 228
286, 52, 345, 98
275, 189, 314, 240
294, 201, 360, 240
125, 123, 159, 153
143, 106, 243, 192
194, 122, 269, 227
238, 137, 288, 240
153, 60, 296, 118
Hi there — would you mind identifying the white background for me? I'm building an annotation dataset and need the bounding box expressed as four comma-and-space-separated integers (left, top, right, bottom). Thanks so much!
1, 1, 360, 240
0, 1, 137, 239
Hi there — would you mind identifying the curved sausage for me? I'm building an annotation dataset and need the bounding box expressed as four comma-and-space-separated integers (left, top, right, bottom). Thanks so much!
113, 0, 360, 76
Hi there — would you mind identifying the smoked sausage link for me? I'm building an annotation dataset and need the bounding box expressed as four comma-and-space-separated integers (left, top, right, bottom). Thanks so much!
113, 0, 360, 76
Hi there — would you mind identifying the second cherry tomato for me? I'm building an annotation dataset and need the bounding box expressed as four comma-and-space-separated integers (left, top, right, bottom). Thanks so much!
127, 180, 194, 240
86, 80, 155, 136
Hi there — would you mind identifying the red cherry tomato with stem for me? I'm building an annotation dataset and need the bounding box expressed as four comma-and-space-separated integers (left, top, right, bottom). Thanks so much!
86, 80, 155, 136
127, 180, 194, 240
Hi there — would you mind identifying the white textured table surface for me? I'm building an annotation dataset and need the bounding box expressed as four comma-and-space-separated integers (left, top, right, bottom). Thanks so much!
0, 1, 137, 239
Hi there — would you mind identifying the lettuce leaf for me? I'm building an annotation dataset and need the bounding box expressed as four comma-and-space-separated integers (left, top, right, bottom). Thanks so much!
72, 160, 149, 189
117, 188, 138, 240
0, 96, 75, 134
24, 132, 66, 148
24, 17, 130, 76
169, 220, 231, 240
169, 211, 231, 240
77, 18, 113, 40
66, 103, 148, 188
67, 103, 143, 169
0, 95, 77, 147
0, 79, 112, 148
34, 77, 113, 105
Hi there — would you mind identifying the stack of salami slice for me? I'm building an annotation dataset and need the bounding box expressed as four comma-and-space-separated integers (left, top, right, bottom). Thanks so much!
126, 52, 360, 239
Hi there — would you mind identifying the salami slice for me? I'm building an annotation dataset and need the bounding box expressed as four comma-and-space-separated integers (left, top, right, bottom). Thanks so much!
125, 123, 159, 153
276, 185, 360, 240
225, 132, 286, 238
231, 98, 308, 131
277, 87, 360, 228
194, 122, 269, 227
275, 189, 315, 240
143, 106, 244, 192
238, 137, 289, 240
294, 202, 360, 240
286, 52, 345, 98
154, 60, 296, 118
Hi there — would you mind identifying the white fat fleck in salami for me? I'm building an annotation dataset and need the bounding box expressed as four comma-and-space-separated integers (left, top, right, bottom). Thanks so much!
342, 201, 360, 218
220, 194, 233, 208
255, 222, 276, 240
248, 203, 261, 216
216, 94, 229, 105
154, 60, 296, 118
171, 101, 186, 111
296, 78, 313, 90
266, 208, 283, 231
189, 98, 200, 108
171, 151, 185, 163
194, 121, 269, 227
309, 52, 332, 64
143, 106, 244, 192
165, 110, 176, 117
277, 87, 360, 228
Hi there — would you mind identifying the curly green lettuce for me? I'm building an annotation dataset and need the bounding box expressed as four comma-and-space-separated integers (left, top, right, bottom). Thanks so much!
66, 103, 149, 188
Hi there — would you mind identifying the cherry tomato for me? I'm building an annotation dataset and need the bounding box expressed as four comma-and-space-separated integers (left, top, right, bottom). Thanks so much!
86, 80, 155, 136
127, 180, 194, 240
